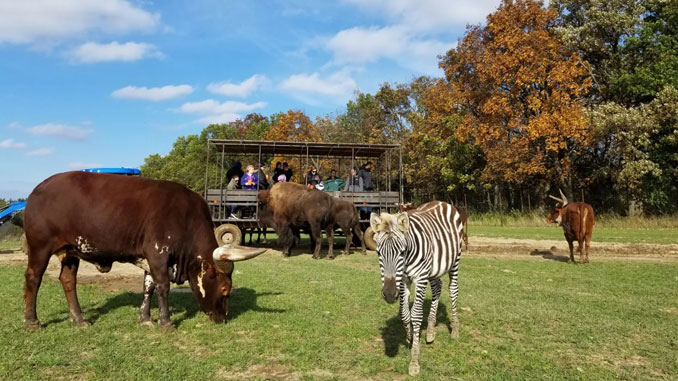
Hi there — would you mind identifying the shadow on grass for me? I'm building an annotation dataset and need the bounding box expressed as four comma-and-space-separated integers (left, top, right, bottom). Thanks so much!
530, 249, 571, 263
380, 300, 451, 357
41, 287, 286, 328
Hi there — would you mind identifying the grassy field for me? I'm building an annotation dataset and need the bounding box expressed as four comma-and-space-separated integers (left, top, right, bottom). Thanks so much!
1, 249, 677, 380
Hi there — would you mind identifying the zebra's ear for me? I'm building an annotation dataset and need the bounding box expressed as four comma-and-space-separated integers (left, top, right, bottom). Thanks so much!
370, 213, 382, 232
396, 213, 409, 233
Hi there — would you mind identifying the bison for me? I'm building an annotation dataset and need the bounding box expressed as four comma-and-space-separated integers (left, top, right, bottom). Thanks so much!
333, 198, 366, 255
258, 182, 336, 259
546, 189, 595, 263
23, 172, 265, 329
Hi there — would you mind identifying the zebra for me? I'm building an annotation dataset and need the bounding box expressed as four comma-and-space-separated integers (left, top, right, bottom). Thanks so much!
370, 201, 464, 376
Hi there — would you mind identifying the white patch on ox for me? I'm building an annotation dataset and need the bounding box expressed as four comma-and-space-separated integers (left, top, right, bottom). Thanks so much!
167, 235, 171, 240
556, 214, 563, 225
75, 236, 96, 253
154, 242, 159, 250
144, 273, 154, 290
159, 245, 170, 255
197, 268, 206, 298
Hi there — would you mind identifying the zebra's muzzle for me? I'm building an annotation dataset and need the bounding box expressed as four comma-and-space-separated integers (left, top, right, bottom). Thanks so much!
382, 277, 398, 304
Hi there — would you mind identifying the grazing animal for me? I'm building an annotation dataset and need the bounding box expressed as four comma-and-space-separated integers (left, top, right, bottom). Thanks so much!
258, 182, 336, 259
333, 198, 366, 255
370, 201, 464, 376
23, 172, 265, 329
546, 189, 595, 263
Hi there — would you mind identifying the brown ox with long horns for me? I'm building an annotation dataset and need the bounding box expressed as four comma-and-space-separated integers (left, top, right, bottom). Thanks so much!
546, 189, 595, 263
23, 172, 265, 329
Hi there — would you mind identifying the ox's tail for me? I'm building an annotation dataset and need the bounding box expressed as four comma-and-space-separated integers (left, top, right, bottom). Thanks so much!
580, 204, 588, 239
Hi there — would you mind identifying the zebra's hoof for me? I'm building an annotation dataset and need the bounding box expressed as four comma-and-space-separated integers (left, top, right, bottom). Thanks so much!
328, 255, 335, 260
451, 326, 459, 339
426, 330, 435, 344
408, 362, 420, 376
139, 320, 154, 328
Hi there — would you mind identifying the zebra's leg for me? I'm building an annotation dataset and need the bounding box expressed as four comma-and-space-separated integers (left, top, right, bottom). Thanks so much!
425, 278, 442, 344
399, 277, 412, 345
448, 260, 461, 339
408, 280, 428, 376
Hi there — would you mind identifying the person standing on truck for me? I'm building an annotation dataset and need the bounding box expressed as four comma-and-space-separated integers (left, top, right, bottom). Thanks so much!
282, 162, 293, 182
344, 167, 363, 192
272, 162, 284, 183
257, 163, 270, 190
358, 161, 374, 191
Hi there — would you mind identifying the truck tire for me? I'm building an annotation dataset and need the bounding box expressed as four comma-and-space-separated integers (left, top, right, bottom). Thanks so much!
215, 224, 242, 246
364, 227, 377, 251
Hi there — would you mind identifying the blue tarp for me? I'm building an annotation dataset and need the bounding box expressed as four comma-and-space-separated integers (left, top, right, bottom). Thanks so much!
0, 201, 27, 224
81, 168, 141, 175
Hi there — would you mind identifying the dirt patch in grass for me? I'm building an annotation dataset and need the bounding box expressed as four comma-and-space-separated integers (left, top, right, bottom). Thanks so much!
217, 362, 335, 380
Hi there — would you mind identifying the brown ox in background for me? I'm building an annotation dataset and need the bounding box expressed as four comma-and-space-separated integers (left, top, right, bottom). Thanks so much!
334, 199, 366, 255
546, 189, 595, 263
258, 182, 336, 259
23, 172, 264, 328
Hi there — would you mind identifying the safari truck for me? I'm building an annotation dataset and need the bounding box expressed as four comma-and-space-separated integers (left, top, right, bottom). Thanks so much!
203, 140, 404, 250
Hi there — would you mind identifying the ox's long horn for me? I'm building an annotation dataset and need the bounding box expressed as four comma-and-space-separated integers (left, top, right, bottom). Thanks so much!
213, 244, 266, 262
549, 195, 563, 203
559, 189, 568, 206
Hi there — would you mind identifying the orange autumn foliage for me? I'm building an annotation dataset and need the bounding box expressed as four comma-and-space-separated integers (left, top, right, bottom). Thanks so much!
436, 0, 591, 184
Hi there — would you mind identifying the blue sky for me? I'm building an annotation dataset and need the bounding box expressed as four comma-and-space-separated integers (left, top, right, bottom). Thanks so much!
0, 0, 501, 199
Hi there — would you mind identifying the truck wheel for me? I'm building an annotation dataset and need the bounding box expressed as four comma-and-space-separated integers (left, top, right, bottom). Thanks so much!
364, 227, 377, 251
215, 224, 242, 246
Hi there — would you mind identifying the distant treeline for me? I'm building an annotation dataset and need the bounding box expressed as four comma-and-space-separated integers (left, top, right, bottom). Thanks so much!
142, 0, 678, 216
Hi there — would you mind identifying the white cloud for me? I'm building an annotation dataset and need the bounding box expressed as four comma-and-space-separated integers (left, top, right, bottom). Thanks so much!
0, 0, 160, 45
342, 0, 500, 32
112, 85, 193, 101
327, 26, 408, 64
207, 75, 268, 98
27, 123, 93, 140
68, 162, 103, 170
0, 138, 27, 149
325, 25, 455, 74
178, 99, 267, 115
280, 71, 358, 98
26, 148, 54, 156
178, 99, 267, 125
71, 41, 161, 63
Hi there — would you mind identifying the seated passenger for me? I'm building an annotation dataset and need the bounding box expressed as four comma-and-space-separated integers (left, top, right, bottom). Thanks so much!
323, 170, 345, 192
305, 166, 322, 189
344, 167, 363, 192
241, 165, 259, 190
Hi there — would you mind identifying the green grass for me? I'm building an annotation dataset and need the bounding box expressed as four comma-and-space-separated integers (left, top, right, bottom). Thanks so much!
1, 251, 677, 380
0, 241, 21, 251
469, 225, 678, 245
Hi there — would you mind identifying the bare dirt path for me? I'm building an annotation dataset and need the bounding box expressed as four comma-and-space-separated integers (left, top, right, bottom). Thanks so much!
1, 237, 676, 293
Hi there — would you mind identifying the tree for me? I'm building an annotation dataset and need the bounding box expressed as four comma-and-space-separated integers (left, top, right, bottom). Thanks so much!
439, 0, 591, 196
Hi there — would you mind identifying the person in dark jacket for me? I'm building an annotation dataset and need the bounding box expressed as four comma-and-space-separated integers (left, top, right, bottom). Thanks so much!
358, 161, 374, 191
282, 162, 293, 182
226, 161, 244, 186
257, 163, 270, 190
272, 162, 284, 183
305, 166, 322, 188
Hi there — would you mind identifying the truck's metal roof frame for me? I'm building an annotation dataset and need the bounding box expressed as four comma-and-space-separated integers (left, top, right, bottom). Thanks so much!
208, 139, 400, 158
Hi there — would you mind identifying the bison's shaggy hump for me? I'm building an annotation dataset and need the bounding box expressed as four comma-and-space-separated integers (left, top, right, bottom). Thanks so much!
259, 182, 337, 258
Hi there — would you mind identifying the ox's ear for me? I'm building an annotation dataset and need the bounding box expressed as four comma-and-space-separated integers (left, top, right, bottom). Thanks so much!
202, 261, 217, 278
213, 244, 266, 263
370, 213, 382, 232
396, 213, 410, 233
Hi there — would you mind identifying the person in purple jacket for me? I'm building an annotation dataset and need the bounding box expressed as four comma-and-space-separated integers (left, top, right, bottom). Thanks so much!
240, 165, 259, 190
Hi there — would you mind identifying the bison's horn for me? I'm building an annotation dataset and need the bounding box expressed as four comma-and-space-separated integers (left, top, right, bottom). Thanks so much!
213, 245, 266, 262
559, 189, 568, 206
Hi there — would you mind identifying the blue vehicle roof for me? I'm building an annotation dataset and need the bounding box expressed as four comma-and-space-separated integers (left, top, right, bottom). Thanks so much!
0, 201, 27, 223
81, 168, 141, 175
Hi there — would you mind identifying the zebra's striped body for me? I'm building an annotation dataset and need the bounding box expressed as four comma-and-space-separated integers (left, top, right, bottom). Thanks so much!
370, 201, 464, 376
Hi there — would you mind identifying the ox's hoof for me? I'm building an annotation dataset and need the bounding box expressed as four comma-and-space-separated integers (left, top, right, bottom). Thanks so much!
24, 319, 42, 330
408, 362, 420, 376
139, 320, 155, 328
312, 255, 319, 260
328, 255, 335, 260
159, 322, 175, 331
